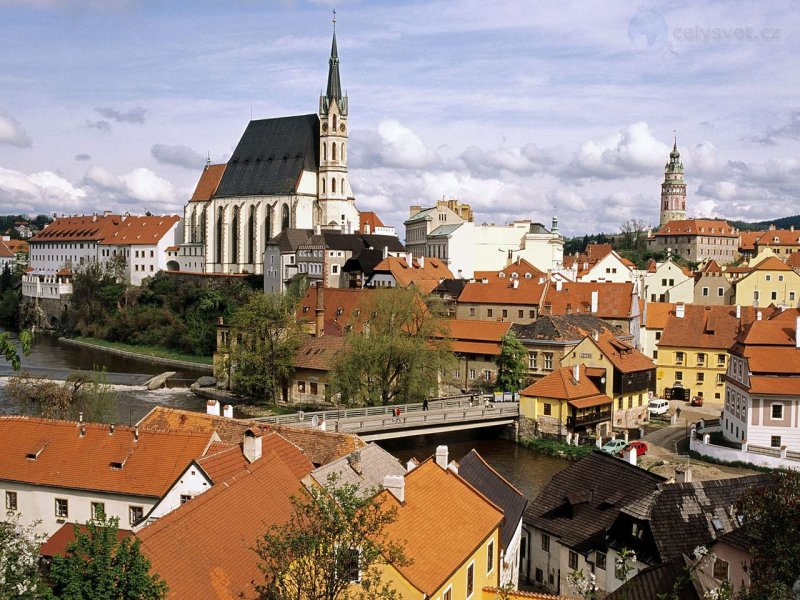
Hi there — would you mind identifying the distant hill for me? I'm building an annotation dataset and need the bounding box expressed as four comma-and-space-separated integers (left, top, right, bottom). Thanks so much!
727, 214, 800, 231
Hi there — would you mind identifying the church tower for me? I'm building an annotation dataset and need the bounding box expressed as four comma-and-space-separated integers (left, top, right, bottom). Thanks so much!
318, 17, 359, 232
659, 137, 687, 225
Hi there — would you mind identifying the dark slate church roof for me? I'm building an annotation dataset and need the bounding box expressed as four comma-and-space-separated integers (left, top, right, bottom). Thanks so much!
215, 114, 320, 198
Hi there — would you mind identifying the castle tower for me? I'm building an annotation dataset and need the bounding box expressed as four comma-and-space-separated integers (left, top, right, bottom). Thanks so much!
318, 16, 359, 232
659, 137, 687, 225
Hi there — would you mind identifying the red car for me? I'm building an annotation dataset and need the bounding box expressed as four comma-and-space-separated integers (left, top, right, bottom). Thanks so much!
620, 441, 648, 457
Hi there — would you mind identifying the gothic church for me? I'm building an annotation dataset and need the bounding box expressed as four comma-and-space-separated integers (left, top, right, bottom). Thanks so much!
178, 27, 360, 275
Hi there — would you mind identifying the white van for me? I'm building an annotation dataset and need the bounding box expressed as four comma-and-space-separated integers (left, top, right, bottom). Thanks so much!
648, 398, 670, 416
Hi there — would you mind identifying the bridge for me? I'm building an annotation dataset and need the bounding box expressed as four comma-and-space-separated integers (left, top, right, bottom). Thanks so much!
255, 396, 520, 441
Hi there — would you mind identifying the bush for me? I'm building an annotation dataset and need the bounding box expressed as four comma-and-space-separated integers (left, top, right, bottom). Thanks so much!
519, 437, 593, 461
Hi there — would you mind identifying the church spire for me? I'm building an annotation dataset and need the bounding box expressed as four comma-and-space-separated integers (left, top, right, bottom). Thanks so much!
326, 11, 342, 105
659, 133, 686, 226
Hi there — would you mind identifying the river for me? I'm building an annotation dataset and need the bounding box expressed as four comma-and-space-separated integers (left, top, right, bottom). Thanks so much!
1, 334, 568, 499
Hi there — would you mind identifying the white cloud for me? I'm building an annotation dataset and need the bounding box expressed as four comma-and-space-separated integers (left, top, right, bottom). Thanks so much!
151, 143, 205, 170
350, 120, 440, 170
0, 167, 86, 214
96, 106, 147, 124
0, 109, 32, 148
119, 168, 177, 205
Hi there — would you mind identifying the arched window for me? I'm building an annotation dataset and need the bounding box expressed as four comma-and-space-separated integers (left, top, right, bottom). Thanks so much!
323, 143, 327, 161
190, 210, 197, 243
231, 205, 240, 264
342, 142, 345, 162
247, 205, 255, 264
281, 204, 290, 230
321, 178, 326, 194
341, 178, 345, 195
333, 114, 337, 130
332, 178, 336, 194
200, 207, 207, 243
332, 142, 337, 161
265, 209, 272, 242
216, 206, 225, 264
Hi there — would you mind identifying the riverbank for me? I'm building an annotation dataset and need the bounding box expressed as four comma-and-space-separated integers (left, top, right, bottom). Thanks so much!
59, 337, 213, 373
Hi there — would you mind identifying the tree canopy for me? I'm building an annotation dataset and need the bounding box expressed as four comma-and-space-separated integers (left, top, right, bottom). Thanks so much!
255, 474, 409, 600
329, 288, 454, 406
0, 512, 52, 600
494, 331, 528, 392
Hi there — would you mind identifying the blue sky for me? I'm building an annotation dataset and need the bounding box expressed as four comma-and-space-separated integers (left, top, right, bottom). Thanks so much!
0, 0, 798, 237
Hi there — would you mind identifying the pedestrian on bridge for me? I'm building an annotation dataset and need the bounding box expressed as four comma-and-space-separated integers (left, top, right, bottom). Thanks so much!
422, 399, 429, 411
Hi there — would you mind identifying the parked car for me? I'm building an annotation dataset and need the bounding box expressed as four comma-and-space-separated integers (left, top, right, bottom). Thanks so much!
689, 396, 704, 407
648, 398, 670, 416
621, 440, 648, 456
601, 439, 628, 455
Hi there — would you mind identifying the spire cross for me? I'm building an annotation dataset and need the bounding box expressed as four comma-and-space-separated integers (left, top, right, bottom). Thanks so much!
332, 8, 336, 30
673, 129, 677, 147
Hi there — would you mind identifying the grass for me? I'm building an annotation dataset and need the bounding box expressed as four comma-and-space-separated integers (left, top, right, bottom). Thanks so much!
72, 337, 213, 365
519, 437, 594, 461
687, 450, 785, 474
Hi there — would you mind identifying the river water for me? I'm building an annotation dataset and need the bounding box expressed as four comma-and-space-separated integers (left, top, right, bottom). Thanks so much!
0, 334, 568, 499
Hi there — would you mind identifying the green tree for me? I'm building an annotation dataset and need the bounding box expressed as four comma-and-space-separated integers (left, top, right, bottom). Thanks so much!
330, 288, 454, 406
736, 470, 800, 600
228, 292, 304, 402
0, 512, 53, 600
254, 474, 409, 600
494, 331, 527, 392
0, 329, 31, 371
48, 516, 168, 600
7, 368, 114, 421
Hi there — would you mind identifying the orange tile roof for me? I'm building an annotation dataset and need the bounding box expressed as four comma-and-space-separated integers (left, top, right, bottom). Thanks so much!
655, 219, 737, 237
749, 255, 794, 271
189, 164, 226, 202
644, 302, 676, 329
747, 376, 800, 395
756, 229, 800, 247
738, 231, 763, 251
293, 334, 347, 370
787, 252, 800, 268
459, 279, 546, 306
444, 319, 512, 342
481, 588, 575, 600
30, 215, 120, 243
659, 305, 756, 350
544, 282, 635, 320
101, 215, 180, 246
742, 320, 798, 347
138, 451, 304, 599
3, 239, 28, 253
590, 333, 655, 373
474, 258, 545, 281
701, 260, 723, 273
0, 417, 213, 498
0, 240, 13, 258
521, 364, 603, 400
41, 523, 132, 558
297, 286, 374, 333
137, 407, 365, 467
743, 347, 800, 374
372, 256, 454, 294
378, 459, 504, 596
359, 210, 385, 232
569, 395, 613, 409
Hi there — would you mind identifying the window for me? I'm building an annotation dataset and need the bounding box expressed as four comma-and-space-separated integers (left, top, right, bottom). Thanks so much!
675, 371, 683, 381
543, 403, 552, 416
443, 587, 453, 600
487, 540, 494, 574
655, 331, 661, 340
771, 291, 778, 301
713, 558, 729, 580
180, 494, 192, 504
55, 498, 69, 518
717, 354, 726, 367
541, 533, 550, 551
331, 264, 339, 274
466, 562, 474, 597
718, 287, 724, 296
697, 353, 706, 366
632, 522, 643, 539
469, 369, 476, 380
483, 370, 492, 382
765, 274, 772, 282
596, 551, 607, 570
702, 287, 709, 296
675, 351, 684, 364
502, 309, 508, 319
772, 404, 784, 419
91, 502, 105, 520
297, 381, 306, 393
753, 290, 759, 301
336, 547, 360, 582
129, 505, 144, 525
535, 568, 543, 583
568, 550, 578, 570
771, 436, 782, 448
528, 352, 538, 369
791, 292, 796, 302
468, 307, 476, 317
487, 308, 493, 318
5, 491, 17, 511
697, 372, 705, 382
544, 353, 553, 370
310, 382, 318, 395
518, 309, 524, 318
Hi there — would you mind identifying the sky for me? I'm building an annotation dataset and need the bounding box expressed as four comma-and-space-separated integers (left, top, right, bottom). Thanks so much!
0, 1, 798, 238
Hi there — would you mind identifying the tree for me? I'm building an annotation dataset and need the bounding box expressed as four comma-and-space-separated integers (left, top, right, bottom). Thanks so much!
228, 292, 304, 402
735, 470, 800, 600
0, 329, 31, 371
494, 331, 528, 392
0, 512, 53, 600
254, 474, 409, 600
7, 368, 114, 422
329, 288, 454, 406
48, 516, 168, 600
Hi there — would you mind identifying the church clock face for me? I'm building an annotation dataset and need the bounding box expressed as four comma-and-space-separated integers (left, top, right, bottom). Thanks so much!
321, 123, 328, 132
339, 123, 346, 132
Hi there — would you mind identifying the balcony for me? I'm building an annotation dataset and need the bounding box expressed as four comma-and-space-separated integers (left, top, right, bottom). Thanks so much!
567, 409, 612, 428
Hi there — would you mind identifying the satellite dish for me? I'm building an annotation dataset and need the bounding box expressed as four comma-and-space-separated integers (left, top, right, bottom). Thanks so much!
311, 415, 319, 428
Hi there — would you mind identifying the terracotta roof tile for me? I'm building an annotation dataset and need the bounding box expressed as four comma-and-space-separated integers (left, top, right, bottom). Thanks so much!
482, 588, 576, 600
459, 279, 546, 306
138, 451, 304, 599
659, 305, 756, 350
293, 335, 347, 370
0, 417, 213, 498
29, 214, 179, 247
590, 333, 655, 373
379, 459, 504, 596
787, 252, 800, 268
756, 228, 800, 247
137, 407, 365, 467
738, 230, 763, 251
512, 314, 629, 343
521, 365, 604, 400
41, 523, 133, 558
101, 215, 180, 246
474, 258, 545, 281
0, 240, 14, 258
655, 219, 737, 237
544, 282, 635, 320
189, 164, 226, 202
359, 210, 385, 232
371, 256, 454, 294
644, 302, 676, 329
297, 287, 373, 334
749, 255, 793, 271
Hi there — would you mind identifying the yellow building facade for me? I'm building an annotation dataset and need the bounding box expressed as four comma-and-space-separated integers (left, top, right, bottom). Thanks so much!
733, 256, 800, 307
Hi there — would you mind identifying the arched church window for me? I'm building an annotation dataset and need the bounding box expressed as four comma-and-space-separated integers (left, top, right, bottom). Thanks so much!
190, 210, 197, 243
342, 142, 345, 161
265, 209, 272, 242
332, 178, 336, 194
321, 178, 326, 194
216, 207, 225, 264
281, 204, 290, 230
332, 142, 337, 161
323, 143, 327, 161
200, 207, 207, 243
341, 178, 345, 194
248, 205, 255, 264
231, 206, 240, 264
333, 114, 337, 130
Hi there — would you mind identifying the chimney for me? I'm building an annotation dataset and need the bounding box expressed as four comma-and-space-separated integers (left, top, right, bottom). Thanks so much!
109, 424, 115, 436
314, 224, 321, 235
590, 290, 599, 314
134, 425, 139, 442
79, 425, 86, 438
512, 279, 519, 289
78, 412, 83, 423
573, 364, 580, 382
676, 303, 685, 319
206, 400, 221, 416
365, 223, 371, 234
315, 282, 325, 338
223, 404, 233, 418
592, 330, 599, 341
383, 474, 405, 503
243, 427, 263, 463
405, 252, 413, 268
418, 255, 424, 269
757, 311, 762, 321
736, 304, 741, 319
382, 245, 388, 260
556, 280, 563, 291
623, 446, 637, 466
406, 458, 417, 472
796, 316, 800, 349
409, 205, 422, 218
435, 445, 449, 469
347, 451, 362, 475
675, 465, 692, 483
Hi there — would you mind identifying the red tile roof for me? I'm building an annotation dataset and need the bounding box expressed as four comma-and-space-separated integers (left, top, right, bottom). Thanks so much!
189, 164, 226, 202
755, 229, 800, 247
750, 255, 794, 271
138, 451, 304, 599
787, 252, 800, 268
0, 240, 13, 258
29, 214, 179, 246
738, 230, 763, 251
520, 364, 605, 400
378, 459, 504, 596
372, 256, 454, 294
459, 279, 546, 306
293, 334, 347, 370
0, 417, 213, 498
359, 210, 385, 233
474, 258, 545, 281
644, 302, 676, 329
297, 286, 374, 334
544, 282, 636, 320
655, 219, 737, 237
589, 333, 655, 373
101, 215, 180, 246
659, 305, 757, 350
41, 523, 133, 558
